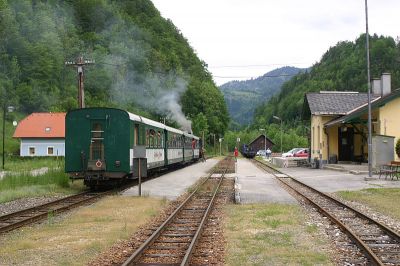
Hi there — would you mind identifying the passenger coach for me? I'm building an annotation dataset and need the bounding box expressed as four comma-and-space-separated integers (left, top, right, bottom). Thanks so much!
65, 108, 200, 188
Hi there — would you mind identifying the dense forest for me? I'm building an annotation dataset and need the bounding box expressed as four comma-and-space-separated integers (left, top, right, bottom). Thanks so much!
220, 66, 303, 128
253, 34, 400, 127
0, 0, 229, 154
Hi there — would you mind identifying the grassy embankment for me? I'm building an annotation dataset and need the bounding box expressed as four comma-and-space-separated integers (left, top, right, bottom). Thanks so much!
224, 203, 332, 265
0, 157, 84, 203
337, 188, 400, 220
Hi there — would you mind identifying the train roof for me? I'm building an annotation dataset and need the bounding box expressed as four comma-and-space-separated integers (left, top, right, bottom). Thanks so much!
164, 125, 183, 134
125, 109, 197, 138
67, 107, 199, 139
183, 132, 199, 140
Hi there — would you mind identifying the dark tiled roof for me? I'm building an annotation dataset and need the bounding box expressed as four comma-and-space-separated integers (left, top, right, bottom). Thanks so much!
306, 92, 380, 115
324, 88, 400, 127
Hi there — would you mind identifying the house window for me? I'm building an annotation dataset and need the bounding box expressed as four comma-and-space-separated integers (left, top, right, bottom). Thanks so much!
47, 147, 54, 155
29, 147, 35, 155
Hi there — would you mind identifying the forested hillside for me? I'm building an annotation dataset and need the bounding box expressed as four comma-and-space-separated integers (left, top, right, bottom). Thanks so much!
253, 34, 400, 128
0, 0, 228, 140
220, 66, 303, 128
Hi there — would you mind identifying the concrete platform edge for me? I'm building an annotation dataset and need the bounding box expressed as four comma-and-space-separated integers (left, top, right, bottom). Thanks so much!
234, 175, 241, 204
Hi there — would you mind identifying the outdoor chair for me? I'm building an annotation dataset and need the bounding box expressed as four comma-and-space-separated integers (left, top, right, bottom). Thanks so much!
378, 161, 400, 180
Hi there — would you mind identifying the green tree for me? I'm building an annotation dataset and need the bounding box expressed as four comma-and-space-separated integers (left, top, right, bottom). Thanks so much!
191, 112, 208, 138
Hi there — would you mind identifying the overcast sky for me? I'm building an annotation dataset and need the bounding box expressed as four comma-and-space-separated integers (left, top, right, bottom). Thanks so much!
151, 0, 399, 85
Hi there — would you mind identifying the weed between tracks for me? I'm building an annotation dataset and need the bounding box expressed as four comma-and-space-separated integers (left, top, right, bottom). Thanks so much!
224, 203, 332, 266
336, 188, 400, 220
0, 196, 167, 265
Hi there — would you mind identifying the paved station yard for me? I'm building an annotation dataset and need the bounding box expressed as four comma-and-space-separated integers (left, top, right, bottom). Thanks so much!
122, 159, 219, 199
279, 167, 400, 192
235, 158, 297, 204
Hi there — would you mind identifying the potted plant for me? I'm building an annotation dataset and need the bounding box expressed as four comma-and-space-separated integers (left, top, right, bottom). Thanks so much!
396, 138, 400, 159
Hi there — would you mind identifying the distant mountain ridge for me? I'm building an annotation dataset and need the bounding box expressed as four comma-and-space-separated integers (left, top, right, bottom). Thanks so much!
219, 66, 305, 127
252, 34, 400, 128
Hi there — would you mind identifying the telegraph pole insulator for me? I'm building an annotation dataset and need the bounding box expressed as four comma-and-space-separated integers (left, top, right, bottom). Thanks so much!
65, 56, 95, 108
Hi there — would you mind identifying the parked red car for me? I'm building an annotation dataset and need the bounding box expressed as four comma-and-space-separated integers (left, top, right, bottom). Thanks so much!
293, 148, 309, 157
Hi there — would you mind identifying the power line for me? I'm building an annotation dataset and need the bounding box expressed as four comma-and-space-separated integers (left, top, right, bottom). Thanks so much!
213, 73, 299, 79
209, 63, 309, 68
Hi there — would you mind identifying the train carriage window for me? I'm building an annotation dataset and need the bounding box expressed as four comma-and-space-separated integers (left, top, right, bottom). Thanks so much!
157, 131, 162, 148
149, 129, 156, 148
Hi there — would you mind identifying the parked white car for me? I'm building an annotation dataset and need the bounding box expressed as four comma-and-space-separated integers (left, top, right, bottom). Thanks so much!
282, 148, 303, 157
256, 150, 267, 156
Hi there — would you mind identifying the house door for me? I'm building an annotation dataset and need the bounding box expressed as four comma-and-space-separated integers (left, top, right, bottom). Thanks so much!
338, 127, 354, 161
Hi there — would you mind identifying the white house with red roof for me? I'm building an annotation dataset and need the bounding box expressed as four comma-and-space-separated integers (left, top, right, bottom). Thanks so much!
13, 113, 66, 156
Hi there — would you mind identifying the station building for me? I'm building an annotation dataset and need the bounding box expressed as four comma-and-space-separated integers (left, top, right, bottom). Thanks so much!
13, 113, 66, 157
303, 73, 400, 168
248, 134, 275, 153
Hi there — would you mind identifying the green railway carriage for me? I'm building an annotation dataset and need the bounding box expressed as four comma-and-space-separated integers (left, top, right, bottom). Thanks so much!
65, 107, 200, 188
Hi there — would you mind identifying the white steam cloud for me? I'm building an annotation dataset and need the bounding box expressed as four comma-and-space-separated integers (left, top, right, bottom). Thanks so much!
158, 91, 192, 132
100, 17, 193, 132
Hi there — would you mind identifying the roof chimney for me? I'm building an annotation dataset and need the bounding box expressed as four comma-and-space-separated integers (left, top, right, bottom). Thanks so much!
381, 73, 391, 96
371, 78, 381, 95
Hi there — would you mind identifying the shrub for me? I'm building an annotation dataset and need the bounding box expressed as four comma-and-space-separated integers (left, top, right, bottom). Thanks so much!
396, 138, 400, 158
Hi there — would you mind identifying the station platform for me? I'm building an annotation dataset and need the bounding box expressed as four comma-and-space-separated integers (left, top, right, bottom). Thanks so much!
235, 158, 297, 204
122, 159, 219, 199
278, 167, 400, 193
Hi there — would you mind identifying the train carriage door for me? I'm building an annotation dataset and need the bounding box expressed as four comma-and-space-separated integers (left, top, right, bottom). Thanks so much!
89, 121, 106, 170
134, 124, 139, 146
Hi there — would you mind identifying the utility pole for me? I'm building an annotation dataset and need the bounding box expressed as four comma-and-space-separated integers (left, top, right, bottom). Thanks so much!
365, 0, 372, 177
65, 56, 95, 108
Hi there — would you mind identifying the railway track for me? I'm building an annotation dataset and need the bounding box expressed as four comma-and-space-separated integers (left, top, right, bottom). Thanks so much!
253, 159, 400, 266
122, 157, 233, 266
0, 191, 111, 234
0, 162, 202, 235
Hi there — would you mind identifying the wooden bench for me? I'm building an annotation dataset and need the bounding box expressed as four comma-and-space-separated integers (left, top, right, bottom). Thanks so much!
378, 161, 400, 180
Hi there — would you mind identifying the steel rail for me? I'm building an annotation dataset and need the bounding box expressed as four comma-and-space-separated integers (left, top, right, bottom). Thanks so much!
254, 159, 400, 242
122, 157, 231, 266
253, 159, 400, 266
121, 173, 213, 266
0, 191, 105, 234
181, 168, 227, 266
